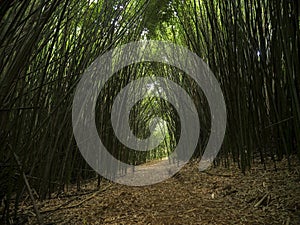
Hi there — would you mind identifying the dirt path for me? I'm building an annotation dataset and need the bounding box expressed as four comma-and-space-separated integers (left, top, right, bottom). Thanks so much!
23, 158, 300, 225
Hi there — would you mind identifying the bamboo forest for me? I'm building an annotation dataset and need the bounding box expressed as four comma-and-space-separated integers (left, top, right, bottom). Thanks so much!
0, 0, 299, 224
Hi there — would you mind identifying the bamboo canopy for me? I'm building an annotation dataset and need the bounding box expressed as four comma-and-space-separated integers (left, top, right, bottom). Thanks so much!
0, 0, 299, 223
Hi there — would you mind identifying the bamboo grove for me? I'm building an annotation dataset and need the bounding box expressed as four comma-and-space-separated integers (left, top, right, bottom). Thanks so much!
0, 0, 299, 222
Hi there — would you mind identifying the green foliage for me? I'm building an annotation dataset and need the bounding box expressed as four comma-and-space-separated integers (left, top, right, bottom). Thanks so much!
142, 0, 173, 37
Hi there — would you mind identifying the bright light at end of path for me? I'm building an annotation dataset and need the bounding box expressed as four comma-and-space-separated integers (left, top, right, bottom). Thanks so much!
72, 40, 227, 186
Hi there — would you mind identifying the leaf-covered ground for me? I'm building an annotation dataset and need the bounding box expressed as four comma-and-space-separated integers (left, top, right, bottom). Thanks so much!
21, 157, 300, 224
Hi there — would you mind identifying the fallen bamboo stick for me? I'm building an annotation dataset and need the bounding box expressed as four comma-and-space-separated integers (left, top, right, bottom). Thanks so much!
254, 193, 268, 208
13, 152, 44, 225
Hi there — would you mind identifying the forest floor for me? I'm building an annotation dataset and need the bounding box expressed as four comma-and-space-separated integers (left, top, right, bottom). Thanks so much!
20, 156, 300, 225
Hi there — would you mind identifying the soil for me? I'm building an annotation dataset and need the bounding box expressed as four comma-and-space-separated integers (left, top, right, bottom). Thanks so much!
19, 157, 300, 224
